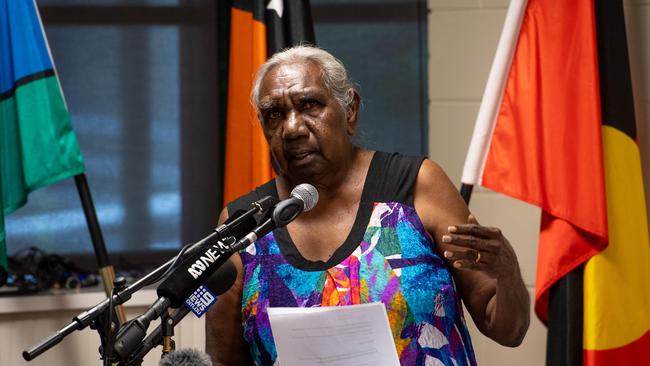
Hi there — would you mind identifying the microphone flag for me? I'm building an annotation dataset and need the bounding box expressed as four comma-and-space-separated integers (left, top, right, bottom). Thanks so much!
185, 285, 217, 317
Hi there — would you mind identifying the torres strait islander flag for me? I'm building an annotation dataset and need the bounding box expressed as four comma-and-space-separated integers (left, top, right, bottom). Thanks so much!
461, 0, 650, 364
0, 0, 85, 280
223, 0, 314, 204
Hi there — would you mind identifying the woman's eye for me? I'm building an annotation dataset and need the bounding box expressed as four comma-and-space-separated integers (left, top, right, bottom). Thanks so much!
268, 111, 281, 120
302, 100, 317, 110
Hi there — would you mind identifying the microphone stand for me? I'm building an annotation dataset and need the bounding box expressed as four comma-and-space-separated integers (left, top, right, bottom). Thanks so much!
114, 190, 311, 364
111, 231, 261, 365
117, 305, 190, 366
22, 231, 223, 362
22, 196, 275, 362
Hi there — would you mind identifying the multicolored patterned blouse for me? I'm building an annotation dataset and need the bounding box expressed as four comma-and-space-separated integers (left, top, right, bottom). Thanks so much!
228, 152, 477, 366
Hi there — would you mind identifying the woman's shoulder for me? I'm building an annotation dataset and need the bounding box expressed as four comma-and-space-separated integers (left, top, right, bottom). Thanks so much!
366, 150, 426, 205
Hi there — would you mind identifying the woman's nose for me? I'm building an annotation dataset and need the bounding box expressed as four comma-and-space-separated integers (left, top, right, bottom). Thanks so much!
282, 110, 308, 139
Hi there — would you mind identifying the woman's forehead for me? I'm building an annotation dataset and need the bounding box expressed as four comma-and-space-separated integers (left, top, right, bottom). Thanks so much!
260, 61, 326, 94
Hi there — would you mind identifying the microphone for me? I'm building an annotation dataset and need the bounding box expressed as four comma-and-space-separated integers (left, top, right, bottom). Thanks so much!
120, 261, 237, 365
159, 348, 212, 366
113, 259, 238, 361
113, 218, 255, 361
229, 183, 319, 252
155, 240, 235, 309
272, 183, 319, 226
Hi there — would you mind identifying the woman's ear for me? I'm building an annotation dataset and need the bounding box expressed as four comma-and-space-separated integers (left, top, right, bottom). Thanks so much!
345, 90, 361, 136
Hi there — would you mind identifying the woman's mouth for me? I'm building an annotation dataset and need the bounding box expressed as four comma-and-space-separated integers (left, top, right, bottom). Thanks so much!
293, 152, 312, 160
288, 151, 316, 164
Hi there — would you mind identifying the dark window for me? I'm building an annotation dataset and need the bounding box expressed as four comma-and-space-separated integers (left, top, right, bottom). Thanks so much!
5, 0, 222, 270
312, 0, 429, 156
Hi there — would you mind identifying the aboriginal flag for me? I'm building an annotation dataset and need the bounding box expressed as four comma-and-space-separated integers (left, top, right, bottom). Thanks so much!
461, 0, 650, 364
223, 0, 315, 204
0, 0, 85, 282
582, 0, 650, 363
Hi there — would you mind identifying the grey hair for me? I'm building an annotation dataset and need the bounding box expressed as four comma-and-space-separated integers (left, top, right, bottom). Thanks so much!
251, 45, 358, 110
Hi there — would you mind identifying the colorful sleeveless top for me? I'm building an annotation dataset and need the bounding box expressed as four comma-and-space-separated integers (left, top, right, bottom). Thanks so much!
228, 152, 477, 366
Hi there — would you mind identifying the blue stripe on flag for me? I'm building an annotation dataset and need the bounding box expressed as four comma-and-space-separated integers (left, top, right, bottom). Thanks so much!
0, 0, 54, 95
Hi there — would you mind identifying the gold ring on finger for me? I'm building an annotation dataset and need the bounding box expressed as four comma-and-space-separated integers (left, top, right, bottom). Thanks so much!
475, 251, 482, 263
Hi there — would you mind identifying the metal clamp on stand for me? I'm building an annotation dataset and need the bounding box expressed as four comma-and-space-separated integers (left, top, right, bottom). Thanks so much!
160, 310, 175, 358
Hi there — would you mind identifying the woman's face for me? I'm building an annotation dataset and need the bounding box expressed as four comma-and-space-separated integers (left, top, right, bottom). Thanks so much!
257, 61, 356, 183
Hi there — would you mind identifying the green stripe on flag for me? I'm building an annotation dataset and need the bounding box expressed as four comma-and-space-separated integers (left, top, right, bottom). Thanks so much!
0, 75, 85, 275
0, 218, 7, 273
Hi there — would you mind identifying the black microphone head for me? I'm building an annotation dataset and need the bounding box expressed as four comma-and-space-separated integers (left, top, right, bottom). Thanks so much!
203, 259, 237, 296
158, 252, 233, 308
159, 348, 212, 366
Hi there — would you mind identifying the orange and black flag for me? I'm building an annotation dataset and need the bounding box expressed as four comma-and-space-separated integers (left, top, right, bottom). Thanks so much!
223, 0, 315, 205
461, 0, 650, 364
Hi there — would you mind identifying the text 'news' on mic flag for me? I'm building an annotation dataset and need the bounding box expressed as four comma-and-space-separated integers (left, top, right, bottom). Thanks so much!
223, 0, 315, 205
0, 0, 86, 278
461, 0, 650, 363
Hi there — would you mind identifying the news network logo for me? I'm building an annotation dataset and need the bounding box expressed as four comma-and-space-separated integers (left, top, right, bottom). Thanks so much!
185, 284, 217, 317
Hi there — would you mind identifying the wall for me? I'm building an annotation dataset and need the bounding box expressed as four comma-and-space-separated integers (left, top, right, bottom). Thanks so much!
427, 0, 650, 365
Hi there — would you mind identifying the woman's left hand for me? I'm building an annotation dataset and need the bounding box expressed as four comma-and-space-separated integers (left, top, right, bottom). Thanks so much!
441, 215, 520, 279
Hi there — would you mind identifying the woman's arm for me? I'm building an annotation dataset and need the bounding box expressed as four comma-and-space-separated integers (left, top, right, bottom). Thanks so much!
413, 159, 530, 346
205, 208, 252, 365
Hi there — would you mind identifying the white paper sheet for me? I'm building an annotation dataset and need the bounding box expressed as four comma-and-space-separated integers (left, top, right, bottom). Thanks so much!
268, 302, 400, 366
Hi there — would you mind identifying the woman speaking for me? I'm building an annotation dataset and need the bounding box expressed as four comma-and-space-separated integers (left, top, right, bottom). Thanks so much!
206, 45, 529, 366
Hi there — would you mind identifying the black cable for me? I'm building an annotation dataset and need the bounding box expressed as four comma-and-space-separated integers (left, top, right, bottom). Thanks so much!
139, 241, 194, 288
